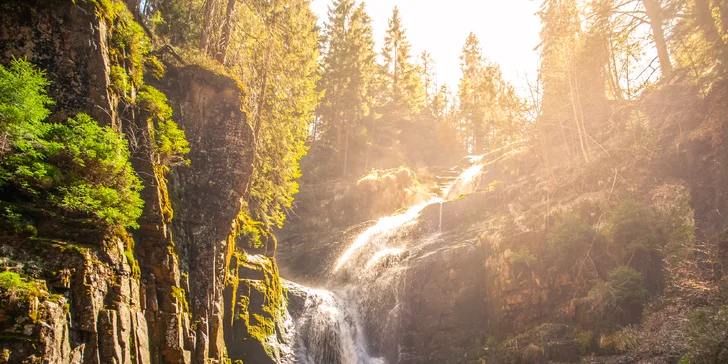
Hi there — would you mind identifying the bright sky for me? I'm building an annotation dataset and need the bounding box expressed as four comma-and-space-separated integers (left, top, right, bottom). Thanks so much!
311, 0, 543, 96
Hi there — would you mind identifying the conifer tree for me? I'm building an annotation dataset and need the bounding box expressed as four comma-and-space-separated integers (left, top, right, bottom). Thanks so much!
317, 0, 377, 176
380, 6, 424, 118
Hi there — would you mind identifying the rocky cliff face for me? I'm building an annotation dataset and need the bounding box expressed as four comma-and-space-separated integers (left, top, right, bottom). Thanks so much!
0, 1, 286, 363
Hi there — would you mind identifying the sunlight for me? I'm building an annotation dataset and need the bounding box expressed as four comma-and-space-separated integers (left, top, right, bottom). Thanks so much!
334, 198, 439, 272
365, 247, 405, 270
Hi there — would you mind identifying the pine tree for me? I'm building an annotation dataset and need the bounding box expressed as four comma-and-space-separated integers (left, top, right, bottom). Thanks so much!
457, 32, 524, 154
380, 6, 424, 118
457, 32, 489, 153
317, 0, 377, 177
419, 50, 436, 108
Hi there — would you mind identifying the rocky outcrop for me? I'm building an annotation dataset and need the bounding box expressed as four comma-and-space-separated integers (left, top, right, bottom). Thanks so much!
0, 1, 264, 363
139, 64, 255, 364
0, 0, 118, 127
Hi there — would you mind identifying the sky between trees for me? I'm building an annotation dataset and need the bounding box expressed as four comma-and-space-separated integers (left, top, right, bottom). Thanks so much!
310, 0, 543, 94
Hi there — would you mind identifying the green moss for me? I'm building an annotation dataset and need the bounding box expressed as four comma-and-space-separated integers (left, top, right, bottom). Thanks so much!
171, 286, 189, 313
229, 253, 284, 358
110, 65, 131, 97
0, 272, 45, 301
154, 164, 174, 222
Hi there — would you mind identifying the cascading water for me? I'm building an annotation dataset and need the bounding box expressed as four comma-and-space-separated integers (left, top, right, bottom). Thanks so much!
286, 155, 489, 364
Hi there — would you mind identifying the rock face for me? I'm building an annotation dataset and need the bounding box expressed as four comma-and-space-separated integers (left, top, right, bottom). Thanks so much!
0, 0, 118, 127
0, 1, 276, 363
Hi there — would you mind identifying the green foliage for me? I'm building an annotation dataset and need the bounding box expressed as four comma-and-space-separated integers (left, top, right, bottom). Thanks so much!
171, 286, 189, 313
137, 86, 190, 166
683, 306, 728, 363
599, 327, 638, 352
0, 271, 45, 301
317, 0, 378, 177
235, 0, 320, 229
110, 65, 131, 97
547, 216, 599, 270
609, 266, 646, 307
0, 58, 53, 131
231, 209, 274, 251
573, 328, 593, 354
503, 248, 536, 267
240, 219, 263, 250
143, 0, 205, 47
0, 59, 143, 228
608, 200, 659, 260
457, 32, 523, 153
586, 279, 618, 316
91, 0, 150, 96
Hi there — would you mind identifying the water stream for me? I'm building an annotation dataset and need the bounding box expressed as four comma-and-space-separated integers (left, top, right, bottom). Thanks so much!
286, 156, 487, 364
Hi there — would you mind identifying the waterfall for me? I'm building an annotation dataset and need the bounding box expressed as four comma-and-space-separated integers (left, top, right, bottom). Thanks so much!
290, 287, 384, 364
438, 201, 443, 232
287, 156, 489, 364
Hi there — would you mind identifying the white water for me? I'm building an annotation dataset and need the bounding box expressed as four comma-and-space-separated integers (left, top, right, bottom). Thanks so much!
288, 155, 489, 364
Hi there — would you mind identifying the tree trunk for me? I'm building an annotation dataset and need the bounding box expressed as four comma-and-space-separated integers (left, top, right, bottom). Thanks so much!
216, 0, 237, 63
642, 0, 673, 77
124, 0, 140, 16
244, 35, 273, 201
199, 0, 217, 54
696, 0, 727, 58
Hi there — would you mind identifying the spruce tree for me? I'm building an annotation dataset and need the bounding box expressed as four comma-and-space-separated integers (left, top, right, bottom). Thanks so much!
317, 0, 377, 177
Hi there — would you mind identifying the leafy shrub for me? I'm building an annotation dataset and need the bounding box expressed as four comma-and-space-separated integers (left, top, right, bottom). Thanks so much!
110, 65, 131, 97
609, 266, 646, 307
0, 58, 52, 132
586, 279, 618, 316
137, 86, 190, 166
504, 248, 537, 267
609, 200, 659, 260
0, 59, 144, 228
548, 216, 601, 270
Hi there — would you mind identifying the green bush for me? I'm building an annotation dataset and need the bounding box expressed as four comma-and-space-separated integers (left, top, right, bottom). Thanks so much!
137, 86, 190, 166
0, 59, 144, 228
609, 200, 659, 260
609, 266, 646, 307
504, 247, 537, 267
0, 58, 52, 131
548, 216, 600, 270
110, 65, 131, 97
